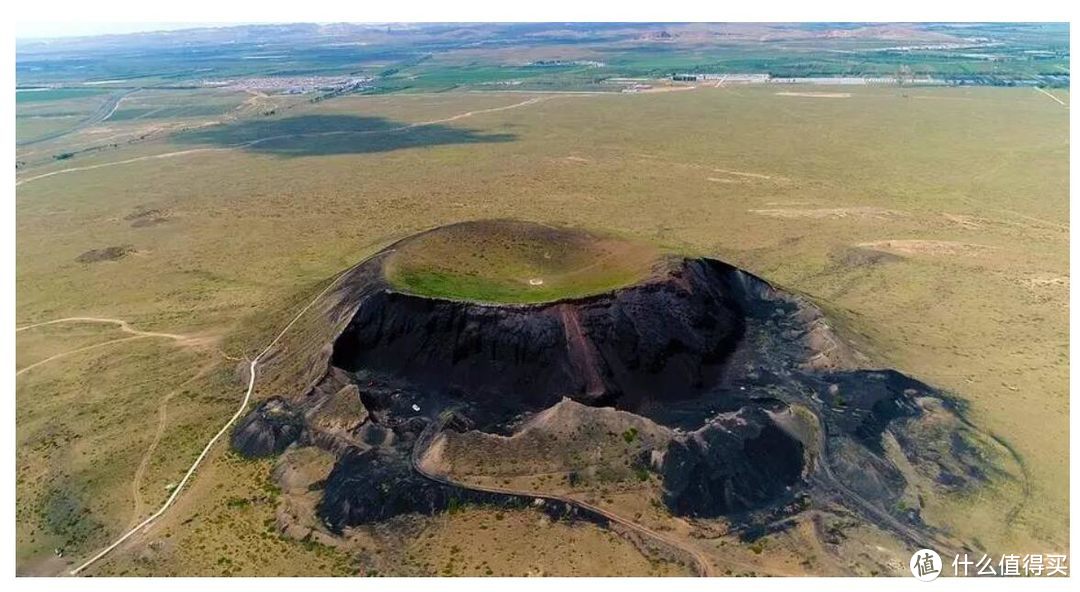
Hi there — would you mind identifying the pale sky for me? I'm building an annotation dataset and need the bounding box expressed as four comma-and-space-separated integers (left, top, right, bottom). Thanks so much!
15, 22, 246, 40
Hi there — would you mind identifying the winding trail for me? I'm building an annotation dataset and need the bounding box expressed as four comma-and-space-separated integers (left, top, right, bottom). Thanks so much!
799, 399, 965, 557
411, 412, 717, 577
16, 316, 188, 340
15, 149, 233, 187
411, 97, 547, 126
127, 363, 219, 529
16, 335, 150, 377
68, 272, 347, 576
15, 317, 191, 377
16, 97, 550, 188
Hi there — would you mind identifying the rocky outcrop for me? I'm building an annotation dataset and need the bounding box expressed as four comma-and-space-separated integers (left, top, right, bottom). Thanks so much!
660, 406, 805, 517
303, 384, 370, 452
812, 370, 924, 452
231, 398, 304, 458
319, 448, 452, 530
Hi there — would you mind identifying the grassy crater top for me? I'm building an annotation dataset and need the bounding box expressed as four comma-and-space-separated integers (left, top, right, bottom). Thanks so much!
384, 220, 663, 304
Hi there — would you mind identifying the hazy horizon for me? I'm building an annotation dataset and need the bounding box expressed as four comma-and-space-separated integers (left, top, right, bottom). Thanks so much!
15, 21, 260, 40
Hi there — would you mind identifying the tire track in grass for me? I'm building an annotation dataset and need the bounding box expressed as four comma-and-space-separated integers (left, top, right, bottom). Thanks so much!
68, 272, 347, 575
17, 97, 553, 188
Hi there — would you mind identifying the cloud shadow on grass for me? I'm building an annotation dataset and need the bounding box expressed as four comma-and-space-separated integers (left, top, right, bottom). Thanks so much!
172, 114, 516, 157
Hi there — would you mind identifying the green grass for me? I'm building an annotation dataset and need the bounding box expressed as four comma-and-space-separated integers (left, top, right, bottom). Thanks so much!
14, 84, 1069, 574
16, 88, 109, 104
383, 220, 662, 303
15, 91, 116, 146
104, 89, 250, 123
15, 335, 223, 569
13, 22, 1070, 577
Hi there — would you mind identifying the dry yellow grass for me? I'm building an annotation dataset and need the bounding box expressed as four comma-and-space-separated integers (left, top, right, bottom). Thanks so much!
15, 84, 1069, 574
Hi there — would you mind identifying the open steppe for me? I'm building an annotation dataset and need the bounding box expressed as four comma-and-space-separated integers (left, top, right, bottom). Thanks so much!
15, 81, 1068, 575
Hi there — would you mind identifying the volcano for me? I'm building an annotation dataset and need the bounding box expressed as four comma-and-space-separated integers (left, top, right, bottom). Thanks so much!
232, 220, 1019, 562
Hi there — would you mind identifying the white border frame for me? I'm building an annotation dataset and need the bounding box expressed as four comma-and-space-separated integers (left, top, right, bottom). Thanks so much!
4, 3, 1075, 590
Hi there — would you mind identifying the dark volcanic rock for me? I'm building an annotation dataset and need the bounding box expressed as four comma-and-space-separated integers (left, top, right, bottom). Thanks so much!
318, 445, 612, 532
331, 259, 745, 411
813, 370, 925, 452
660, 406, 804, 517
237, 222, 1016, 550
318, 448, 460, 531
231, 397, 304, 458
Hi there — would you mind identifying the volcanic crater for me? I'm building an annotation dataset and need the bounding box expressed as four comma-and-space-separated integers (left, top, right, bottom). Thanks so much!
232, 219, 1021, 570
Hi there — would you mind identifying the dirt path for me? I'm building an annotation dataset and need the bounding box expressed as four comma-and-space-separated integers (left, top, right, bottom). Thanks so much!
804, 408, 965, 557
15, 149, 232, 187
412, 413, 718, 576
15, 317, 194, 377
410, 96, 547, 126
1034, 86, 1067, 107
69, 270, 349, 575
16, 97, 552, 188
632, 153, 784, 183
714, 168, 775, 180
16, 316, 219, 528
16, 316, 189, 341
992, 207, 1069, 233
127, 363, 219, 529
16, 335, 151, 377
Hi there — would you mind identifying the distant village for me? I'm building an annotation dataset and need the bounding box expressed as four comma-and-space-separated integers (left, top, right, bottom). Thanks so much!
671, 72, 945, 85
668, 72, 1068, 87
203, 76, 374, 94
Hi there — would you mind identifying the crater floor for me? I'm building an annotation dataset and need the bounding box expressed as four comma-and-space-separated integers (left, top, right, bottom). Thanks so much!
383, 219, 664, 304
232, 220, 1025, 576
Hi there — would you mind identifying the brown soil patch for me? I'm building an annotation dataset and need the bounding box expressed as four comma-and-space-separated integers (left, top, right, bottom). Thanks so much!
856, 240, 994, 257
124, 207, 164, 221
75, 245, 135, 263
714, 168, 774, 180
1024, 275, 1068, 288
941, 213, 988, 229
751, 207, 903, 220
126, 207, 170, 228
830, 246, 904, 268
131, 217, 168, 228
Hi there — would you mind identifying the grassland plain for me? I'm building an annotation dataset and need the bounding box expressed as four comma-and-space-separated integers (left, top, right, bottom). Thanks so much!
15, 89, 115, 146
15, 83, 1068, 575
